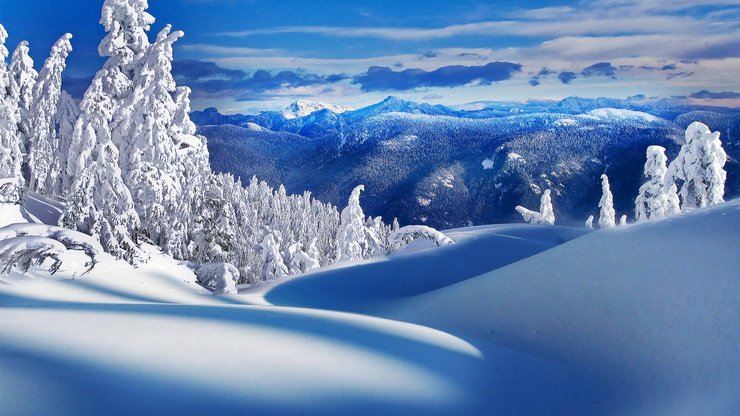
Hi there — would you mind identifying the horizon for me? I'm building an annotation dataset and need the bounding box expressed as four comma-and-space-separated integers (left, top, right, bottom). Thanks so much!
2, 0, 740, 113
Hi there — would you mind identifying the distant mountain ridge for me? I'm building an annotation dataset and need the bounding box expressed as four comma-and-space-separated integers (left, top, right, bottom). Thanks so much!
194, 97, 740, 228
282, 100, 353, 120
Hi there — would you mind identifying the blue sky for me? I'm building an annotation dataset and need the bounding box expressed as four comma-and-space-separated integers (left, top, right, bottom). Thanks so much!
2, 0, 739, 113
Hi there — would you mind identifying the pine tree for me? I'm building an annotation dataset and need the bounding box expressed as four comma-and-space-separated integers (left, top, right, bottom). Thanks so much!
26, 33, 73, 194
0, 24, 25, 203
666, 122, 727, 209
598, 174, 616, 229
635, 145, 680, 221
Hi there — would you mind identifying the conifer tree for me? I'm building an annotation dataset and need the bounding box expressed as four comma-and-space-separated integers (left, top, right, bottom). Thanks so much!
8, 40, 37, 158
635, 145, 680, 221
26, 33, 73, 194
0, 24, 24, 203
515, 189, 555, 225
598, 174, 616, 229
666, 122, 727, 209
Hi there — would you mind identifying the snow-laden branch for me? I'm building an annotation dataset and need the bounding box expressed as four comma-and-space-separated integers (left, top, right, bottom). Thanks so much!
389, 225, 454, 251
0, 223, 102, 275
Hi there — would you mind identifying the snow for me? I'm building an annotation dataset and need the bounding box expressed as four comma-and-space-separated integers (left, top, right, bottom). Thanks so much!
1, 196, 739, 414
245, 121, 265, 131
554, 118, 577, 127
267, 202, 740, 414
481, 158, 494, 169
282, 99, 353, 120
587, 108, 659, 123
507, 152, 525, 162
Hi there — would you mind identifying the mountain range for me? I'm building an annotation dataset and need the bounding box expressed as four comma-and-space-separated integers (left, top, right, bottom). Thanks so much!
192, 97, 740, 228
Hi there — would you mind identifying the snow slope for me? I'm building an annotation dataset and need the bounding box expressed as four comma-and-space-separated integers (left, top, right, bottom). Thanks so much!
268, 201, 740, 415
0, 199, 609, 415
2, 196, 738, 415
266, 224, 587, 312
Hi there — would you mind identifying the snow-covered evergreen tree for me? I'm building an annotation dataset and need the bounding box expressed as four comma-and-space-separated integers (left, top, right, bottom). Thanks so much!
598, 174, 616, 229
287, 242, 320, 275
61, 0, 155, 262
99, 0, 154, 83
48, 91, 79, 195
336, 185, 375, 262
585, 215, 594, 229
258, 230, 289, 280
0, 25, 25, 203
666, 122, 727, 209
26, 33, 73, 194
515, 189, 555, 225
619, 215, 627, 226
635, 145, 680, 221
115, 25, 184, 246
60, 141, 145, 263
8, 40, 38, 157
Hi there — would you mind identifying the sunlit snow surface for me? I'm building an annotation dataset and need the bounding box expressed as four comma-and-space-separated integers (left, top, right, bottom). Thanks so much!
1, 195, 739, 415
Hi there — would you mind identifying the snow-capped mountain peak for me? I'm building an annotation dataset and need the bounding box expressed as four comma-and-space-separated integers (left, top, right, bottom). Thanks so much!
282, 100, 353, 119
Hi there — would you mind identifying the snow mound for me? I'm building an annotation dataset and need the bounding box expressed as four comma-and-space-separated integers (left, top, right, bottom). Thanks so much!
282, 100, 353, 119
266, 224, 586, 312
587, 108, 658, 123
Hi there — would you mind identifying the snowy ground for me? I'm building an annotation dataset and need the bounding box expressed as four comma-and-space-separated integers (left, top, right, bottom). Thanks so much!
1, 195, 738, 415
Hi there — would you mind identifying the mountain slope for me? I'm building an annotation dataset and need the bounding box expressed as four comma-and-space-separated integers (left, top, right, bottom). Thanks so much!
195, 98, 740, 228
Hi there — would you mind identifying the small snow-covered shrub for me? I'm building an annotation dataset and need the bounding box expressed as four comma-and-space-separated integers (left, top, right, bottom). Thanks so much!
0, 223, 102, 275
515, 189, 555, 225
195, 262, 240, 295
389, 225, 454, 252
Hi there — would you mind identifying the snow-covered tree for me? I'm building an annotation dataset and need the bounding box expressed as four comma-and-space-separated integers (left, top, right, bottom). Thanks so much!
598, 174, 616, 229
258, 230, 288, 280
585, 215, 594, 229
635, 145, 680, 221
287, 242, 320, 275
61, 0, 156, 262
99, 0, 154, 76
515, 189, 555, 225
619, 215, 627, 226
8, 40, 38, 155
666, 122, 727, 209
0, 24, 25, 203
26, 33, 73, 194
114, 25, 185, 246
336, 185, 377, 262
48, 91, 79, 196
61, 141, 145, 263
195, 263, 240, 295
